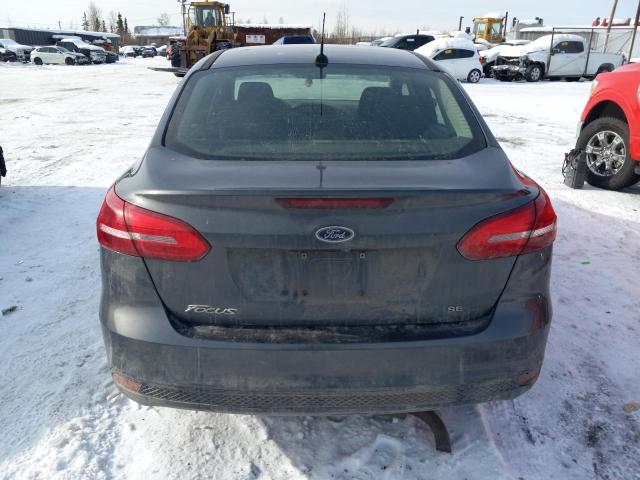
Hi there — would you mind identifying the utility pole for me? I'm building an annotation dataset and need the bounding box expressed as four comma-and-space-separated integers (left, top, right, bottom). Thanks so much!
57, 20, 61, 30
503, 11, 509, 39
604, 0, 619, 51
628, 0, 640, 63
458, 16, 464, 31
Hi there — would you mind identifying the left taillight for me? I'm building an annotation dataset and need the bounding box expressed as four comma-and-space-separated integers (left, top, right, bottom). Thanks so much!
96, 185, 210, 262
457, 187, 557, 261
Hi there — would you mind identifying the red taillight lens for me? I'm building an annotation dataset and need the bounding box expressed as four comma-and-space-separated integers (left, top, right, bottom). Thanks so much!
277, 197, 394, 209
97, 186, 210, 261
96, 186, 138, 256
457, 187, 557, 261
479, 57, 486, 65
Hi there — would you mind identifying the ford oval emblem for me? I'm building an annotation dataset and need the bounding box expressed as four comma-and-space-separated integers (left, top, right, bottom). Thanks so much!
315, 226, 356, 243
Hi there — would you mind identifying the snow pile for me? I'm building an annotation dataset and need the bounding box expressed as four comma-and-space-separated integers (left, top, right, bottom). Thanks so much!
0, 57, 639, 480
518, 18, 544, 26
415, 37, 476, 57
480, 12, 505, 19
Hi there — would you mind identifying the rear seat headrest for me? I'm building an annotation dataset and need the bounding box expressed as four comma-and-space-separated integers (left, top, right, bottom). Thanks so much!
237, 82, 275, 103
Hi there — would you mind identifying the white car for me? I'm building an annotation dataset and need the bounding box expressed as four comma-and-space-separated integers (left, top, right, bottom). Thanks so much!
31, 46, 81, 65
415, 38, 483, 83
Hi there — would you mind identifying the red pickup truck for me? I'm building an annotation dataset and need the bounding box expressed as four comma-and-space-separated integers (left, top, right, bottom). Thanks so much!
577, 63, 640, 190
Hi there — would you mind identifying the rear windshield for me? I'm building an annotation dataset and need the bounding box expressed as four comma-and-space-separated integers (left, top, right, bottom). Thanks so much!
165, 64, 486, 161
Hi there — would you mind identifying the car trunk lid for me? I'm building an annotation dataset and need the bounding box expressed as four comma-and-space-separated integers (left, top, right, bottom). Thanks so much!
117, 147, 535, 329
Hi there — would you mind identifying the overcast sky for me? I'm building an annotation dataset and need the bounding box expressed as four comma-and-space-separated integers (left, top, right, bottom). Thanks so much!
3, 0, 640, 33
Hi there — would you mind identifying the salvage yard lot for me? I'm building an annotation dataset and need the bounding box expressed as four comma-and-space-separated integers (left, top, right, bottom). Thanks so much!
0, 57, 639, 479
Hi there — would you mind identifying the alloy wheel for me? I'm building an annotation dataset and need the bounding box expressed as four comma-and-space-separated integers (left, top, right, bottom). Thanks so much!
585, 130, 627, 177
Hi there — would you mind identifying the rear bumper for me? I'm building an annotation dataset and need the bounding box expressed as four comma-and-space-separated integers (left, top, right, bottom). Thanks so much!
100, 247, 552, 415
102, 313, 549, 415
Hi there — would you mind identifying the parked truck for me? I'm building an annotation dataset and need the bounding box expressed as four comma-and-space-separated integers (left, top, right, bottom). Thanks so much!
492, 34, 624, 82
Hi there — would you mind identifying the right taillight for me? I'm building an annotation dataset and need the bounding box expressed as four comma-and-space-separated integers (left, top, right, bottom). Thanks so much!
97, 185, 210, 262
457, 187, 557, 261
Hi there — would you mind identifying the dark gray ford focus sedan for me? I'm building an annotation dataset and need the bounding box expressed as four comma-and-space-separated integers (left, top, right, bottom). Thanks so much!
97, 45, 556, 415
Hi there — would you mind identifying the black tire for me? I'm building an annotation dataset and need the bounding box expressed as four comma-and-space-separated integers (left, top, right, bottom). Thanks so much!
577, 116, 640, 190
525, 64, 543, 82
483, 63, 494, 78
467, 69, 481, 84
596, 64, 614, 75
33, 57, 43, 66
65, 57, 74, 65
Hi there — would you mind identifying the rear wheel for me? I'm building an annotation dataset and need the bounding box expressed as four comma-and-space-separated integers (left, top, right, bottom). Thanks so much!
467, 69, 481, 84
65, 57, 74, 65
34, 57, 43, 66
577, 117, 640, 190
525, 64, 542, 82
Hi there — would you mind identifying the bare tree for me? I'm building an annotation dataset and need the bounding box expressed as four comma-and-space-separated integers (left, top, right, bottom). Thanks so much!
278, 17, 284, 24
157, 13, 170, 26
86, 2, 103, 32
107, 11, 118, 33
333, 3, 350, 43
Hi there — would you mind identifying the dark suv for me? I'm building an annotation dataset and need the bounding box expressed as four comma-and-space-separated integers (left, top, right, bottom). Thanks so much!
0, 47, 17, 62
379, 34, 435, 51
98, 45, 556, 415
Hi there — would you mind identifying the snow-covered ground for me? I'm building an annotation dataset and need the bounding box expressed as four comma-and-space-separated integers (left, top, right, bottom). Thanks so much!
1, 58, 639, 480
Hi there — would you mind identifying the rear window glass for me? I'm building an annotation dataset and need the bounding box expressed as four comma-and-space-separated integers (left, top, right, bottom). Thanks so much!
165, 64, 486, 161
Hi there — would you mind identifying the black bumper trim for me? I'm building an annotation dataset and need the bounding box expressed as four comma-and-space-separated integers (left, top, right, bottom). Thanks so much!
121, 378, 525, 415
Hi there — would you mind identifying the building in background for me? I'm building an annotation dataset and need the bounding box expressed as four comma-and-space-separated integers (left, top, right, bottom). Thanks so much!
234, 24, 313, 46
0, 27, 120, 49
133, 26, 184, 46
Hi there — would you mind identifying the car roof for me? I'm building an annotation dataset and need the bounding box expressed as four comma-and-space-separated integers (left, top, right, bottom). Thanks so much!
209, 44, 435, 70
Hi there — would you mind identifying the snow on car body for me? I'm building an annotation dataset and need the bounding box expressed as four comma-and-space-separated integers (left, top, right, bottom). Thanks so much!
0, 38, 33, 61
415, 37, 483, 83
493, 34, 624, 82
